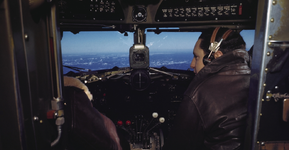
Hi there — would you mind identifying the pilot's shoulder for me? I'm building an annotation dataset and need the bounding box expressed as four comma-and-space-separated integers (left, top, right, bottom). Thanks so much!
63, 76, 93, 100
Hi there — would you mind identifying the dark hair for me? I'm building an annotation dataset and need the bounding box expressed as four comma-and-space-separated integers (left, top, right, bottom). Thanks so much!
198, 28, 246, 55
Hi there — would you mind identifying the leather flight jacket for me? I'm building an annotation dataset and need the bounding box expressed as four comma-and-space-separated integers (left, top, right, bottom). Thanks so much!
163, 49, 251, 150
64, 87, 122, 150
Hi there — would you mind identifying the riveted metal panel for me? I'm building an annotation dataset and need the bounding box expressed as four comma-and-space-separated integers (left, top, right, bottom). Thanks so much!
268, 0, 289, 41
245, 0, 289, 149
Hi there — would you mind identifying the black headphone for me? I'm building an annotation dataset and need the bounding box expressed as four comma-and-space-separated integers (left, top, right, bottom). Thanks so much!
203, 27, 233, 65
203, 53, 215, 66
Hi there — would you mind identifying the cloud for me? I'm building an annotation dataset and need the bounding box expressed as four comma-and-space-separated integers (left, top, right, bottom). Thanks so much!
163, 36, 168, 39
147, 42, 154, 47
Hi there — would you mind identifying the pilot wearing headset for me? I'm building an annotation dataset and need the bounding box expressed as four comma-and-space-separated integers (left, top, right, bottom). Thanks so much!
163, 27, 251, 150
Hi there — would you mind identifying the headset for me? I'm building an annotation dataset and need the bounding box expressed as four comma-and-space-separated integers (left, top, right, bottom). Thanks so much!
203, 27, 233, 65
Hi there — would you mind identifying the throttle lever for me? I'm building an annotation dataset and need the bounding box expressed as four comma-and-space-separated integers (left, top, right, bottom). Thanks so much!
146, 117, 165, 134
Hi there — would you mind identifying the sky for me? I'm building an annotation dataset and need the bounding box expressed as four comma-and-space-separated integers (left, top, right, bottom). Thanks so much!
61, 29, 255, 54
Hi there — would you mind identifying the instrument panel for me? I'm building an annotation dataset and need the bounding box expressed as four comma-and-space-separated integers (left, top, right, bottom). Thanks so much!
58, 0, 125, 20
57, 0, 257, 30
155, 1, 252, 22
65, 67, 194, 149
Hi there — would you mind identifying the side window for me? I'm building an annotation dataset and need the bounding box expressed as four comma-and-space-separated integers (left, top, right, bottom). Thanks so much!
240, 30, 255, 51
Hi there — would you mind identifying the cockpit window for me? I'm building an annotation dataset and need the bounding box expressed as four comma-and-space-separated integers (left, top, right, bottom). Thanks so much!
146, 30, 200, 70
61, 30, 254, 74
62, 31, 133, 74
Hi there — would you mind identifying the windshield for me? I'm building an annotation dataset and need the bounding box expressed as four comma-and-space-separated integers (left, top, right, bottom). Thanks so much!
61, 30, 254, 74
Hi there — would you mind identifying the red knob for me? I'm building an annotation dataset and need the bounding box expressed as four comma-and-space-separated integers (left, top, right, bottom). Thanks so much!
47, 110, 56, 119
117, 120, 123, 126
125, 120, 131, 125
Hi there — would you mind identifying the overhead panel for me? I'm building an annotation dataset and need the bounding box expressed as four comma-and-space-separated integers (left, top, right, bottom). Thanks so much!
57, 0, 257, 30
155, 0, 255, 22
58, 0, 125, 21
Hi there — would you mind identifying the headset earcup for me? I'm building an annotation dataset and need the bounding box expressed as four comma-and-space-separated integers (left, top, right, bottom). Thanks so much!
203, 54, 214, 65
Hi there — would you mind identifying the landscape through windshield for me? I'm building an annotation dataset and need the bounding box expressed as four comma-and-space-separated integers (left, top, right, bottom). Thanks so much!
61, 30, 254, 74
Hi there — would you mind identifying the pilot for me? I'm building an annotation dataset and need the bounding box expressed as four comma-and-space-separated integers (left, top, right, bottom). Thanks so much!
162, 27, 251, 150
63, 76, 122, 150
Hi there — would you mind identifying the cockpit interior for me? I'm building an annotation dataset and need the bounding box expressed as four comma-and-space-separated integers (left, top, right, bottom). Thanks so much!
1, 0, 289, 150
58, 0, 257, 149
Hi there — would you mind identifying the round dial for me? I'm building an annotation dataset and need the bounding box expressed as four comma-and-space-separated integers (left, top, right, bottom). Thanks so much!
132, 6, 147, 22
130, 69, 150, 91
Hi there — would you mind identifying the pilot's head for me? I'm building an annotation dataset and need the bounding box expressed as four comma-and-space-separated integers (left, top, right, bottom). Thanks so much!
190, 27, 246, 74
